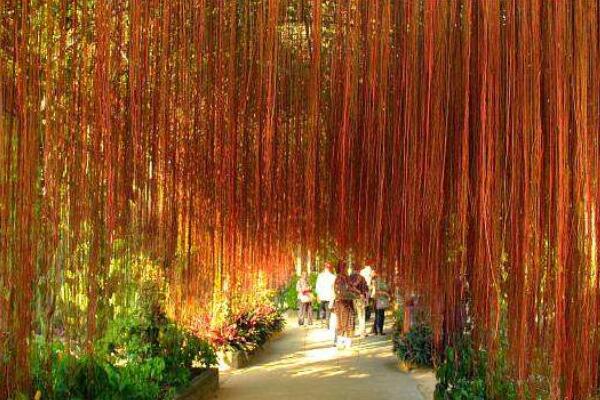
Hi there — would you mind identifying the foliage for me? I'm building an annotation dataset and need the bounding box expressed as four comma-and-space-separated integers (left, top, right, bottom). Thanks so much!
392, 302, 513, 398
194, 304, 286, 354
435, 345, 486, 400
393, 323, 434, 368
434, 341, 517, 400
275, 272, 320, 311
226, 270, 280, 318
3, 0, 600, 397
392, 307, 404, 333
31, 312, 216, 400
275, 274, 299, 311
392, 300, 433, 367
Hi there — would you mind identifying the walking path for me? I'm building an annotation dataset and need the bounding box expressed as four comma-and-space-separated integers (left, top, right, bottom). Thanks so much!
215, 315, 435, 400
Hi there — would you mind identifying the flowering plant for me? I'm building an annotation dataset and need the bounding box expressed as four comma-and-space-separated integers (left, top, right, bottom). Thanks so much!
192, 305, 285, 353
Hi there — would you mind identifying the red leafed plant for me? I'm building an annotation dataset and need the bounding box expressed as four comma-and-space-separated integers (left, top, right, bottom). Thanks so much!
191, 306, 285, 353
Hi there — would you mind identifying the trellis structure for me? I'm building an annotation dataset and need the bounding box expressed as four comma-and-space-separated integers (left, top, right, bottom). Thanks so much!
1, 1, 599, 399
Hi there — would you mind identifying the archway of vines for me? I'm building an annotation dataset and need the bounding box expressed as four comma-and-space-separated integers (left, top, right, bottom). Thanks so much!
1, 1, 599, 399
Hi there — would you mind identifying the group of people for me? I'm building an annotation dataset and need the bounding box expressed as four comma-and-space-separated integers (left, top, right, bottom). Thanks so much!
295, 260, 391, 349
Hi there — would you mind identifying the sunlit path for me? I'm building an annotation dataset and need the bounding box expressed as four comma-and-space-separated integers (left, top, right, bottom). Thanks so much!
216, 315, 433, 400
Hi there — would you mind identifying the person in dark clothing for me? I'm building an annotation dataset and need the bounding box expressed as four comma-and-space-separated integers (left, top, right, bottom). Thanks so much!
334, 261, 360, 348
371, 271, 391, 335
349, 267, 369, 337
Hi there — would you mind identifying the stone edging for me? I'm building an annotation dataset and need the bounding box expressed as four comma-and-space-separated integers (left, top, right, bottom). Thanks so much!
218, 330, 284, 369
175, 368, 219, 400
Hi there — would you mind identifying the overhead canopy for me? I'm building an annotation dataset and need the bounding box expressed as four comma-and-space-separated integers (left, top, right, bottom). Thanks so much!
1, 1, 599, 398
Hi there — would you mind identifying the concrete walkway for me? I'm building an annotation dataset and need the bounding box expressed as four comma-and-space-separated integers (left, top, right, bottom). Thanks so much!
215, 315, 435, 400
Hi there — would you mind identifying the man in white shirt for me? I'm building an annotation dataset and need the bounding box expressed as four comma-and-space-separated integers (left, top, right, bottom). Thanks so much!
360, 260, 375, 321
315, 262, 336, 328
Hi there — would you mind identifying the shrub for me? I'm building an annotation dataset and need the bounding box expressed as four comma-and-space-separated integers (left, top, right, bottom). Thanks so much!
31, 337, 165, 400
98, 312, 217, 397
255, 304, 286, 334
195, 304, 286, 354
435, 342, 517, 400
435, 345, 486, 400
31, 312, 217, 400
276, 274, 299, 310
393, 323, 433, 367
392, 307, 404, 333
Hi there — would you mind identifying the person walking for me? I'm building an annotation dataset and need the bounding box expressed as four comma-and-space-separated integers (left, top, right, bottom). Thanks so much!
334, 261, 359, 348
371, 271, 391, 335
349, 265, 369, 338
296, 271, 314, 326
360, 260, 375, 321
315, 262, 336, 328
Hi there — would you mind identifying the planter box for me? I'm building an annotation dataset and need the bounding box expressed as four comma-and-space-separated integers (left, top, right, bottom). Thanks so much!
218, 348, 251, 369
176, 368, 219, 400
217, 331, 283, 369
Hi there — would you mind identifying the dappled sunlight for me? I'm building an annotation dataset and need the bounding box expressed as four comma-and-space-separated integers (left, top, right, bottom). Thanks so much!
348, 373, 371, 379
4, 0, 595, 397
217, 314, 433, 400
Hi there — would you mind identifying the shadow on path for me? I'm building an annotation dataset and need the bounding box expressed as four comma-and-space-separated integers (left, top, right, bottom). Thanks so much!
215, 314, 435, 400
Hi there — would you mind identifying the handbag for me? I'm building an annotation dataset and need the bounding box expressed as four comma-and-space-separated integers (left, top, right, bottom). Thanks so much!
374, 280, 390, 309
299, 291, 313, 303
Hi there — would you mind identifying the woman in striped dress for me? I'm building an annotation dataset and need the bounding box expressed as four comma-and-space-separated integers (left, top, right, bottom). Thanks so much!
334, 261, 359, 348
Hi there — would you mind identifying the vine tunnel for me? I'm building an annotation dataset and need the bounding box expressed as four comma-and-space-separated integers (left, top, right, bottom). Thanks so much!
1, 1, 600, 399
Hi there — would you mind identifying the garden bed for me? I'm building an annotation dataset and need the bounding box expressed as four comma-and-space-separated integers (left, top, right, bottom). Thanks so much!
218, 348, 251, 369
29, 308, 219, 400
391, 306, 518, 399
195, 305, 286, 371
217, 330, 283, 369
175, 368, 219, 400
